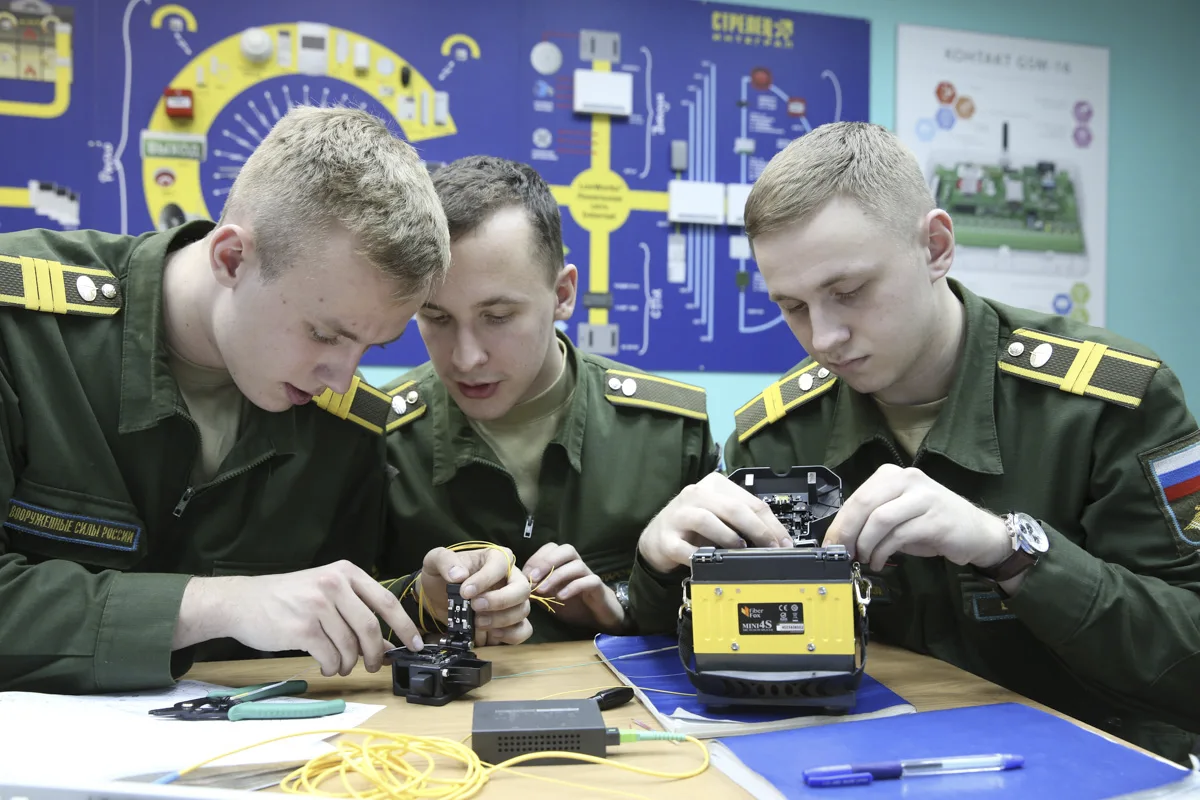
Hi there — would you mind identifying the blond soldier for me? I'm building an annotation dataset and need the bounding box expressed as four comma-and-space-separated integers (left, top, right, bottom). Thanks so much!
0, 106, 516, 693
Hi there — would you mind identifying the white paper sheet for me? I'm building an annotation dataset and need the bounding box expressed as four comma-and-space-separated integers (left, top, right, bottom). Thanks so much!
0, 680, 384, 782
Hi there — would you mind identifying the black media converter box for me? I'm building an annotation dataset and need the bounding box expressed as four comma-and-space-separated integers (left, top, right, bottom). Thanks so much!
471, 699, 610, 765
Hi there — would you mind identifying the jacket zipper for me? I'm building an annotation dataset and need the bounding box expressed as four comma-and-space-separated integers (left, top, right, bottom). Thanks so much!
466, 456, 535, 541
876, 434, 908, 468
173, 412, 203, 518
172, 487, 196, 517
172, 453, 275, 518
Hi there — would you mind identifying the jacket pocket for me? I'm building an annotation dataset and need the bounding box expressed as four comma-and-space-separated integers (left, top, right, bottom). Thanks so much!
3, 478, 146, 569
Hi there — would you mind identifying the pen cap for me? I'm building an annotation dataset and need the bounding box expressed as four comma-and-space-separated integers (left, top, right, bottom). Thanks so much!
803, 765, 878, 787
803, 770, 874, 788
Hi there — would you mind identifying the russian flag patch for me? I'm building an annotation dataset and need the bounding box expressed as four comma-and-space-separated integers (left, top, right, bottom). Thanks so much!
1143, 433, 1200, 549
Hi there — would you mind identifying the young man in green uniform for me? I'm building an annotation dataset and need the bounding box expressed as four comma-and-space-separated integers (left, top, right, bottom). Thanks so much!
0, 106, 523, 694
382, 156, 787, 642
641, 121, 1200, 763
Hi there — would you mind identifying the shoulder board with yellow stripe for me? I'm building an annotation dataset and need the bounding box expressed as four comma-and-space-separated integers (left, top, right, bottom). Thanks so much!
735, 360, 837, 443
0, 253, 122, 316
314, 375, 427, 434
998, 328, 1160, 409
603, 368, 706, 420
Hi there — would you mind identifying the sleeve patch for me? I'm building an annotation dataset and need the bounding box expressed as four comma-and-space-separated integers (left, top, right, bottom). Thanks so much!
1140, 430, 1200, 552
6, 499, 141, 551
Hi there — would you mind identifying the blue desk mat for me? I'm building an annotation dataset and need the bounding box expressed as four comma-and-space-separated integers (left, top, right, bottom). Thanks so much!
715, 702, 1190, 798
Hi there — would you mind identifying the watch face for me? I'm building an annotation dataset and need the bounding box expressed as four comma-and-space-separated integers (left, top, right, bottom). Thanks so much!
1013, 513, 1050, 553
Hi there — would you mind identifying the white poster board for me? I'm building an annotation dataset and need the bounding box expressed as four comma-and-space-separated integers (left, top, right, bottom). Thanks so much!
896, 25, 1109, 324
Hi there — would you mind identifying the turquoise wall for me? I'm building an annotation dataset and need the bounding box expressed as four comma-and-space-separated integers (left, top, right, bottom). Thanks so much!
364, 0, 1200, 447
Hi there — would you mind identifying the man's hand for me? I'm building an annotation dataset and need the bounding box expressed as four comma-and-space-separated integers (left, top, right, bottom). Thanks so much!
522, 543, 626, 634
173, 560, 422, 678
637, 472, 793, 573
825, 464, 1011, 573
420, 546, 532, 646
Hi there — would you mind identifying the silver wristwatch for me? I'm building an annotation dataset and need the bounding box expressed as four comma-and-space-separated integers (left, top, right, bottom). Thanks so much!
977, 512, 1049, 583
609, 580, 632, 615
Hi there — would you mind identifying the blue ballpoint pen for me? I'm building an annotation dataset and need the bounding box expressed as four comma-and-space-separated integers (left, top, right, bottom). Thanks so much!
803, 753, 1025, 787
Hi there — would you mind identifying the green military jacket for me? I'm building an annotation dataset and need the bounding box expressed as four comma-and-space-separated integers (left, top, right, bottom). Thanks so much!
381, 333, 719, 642
0, 223, 388, 694
719, 280, 1200, 763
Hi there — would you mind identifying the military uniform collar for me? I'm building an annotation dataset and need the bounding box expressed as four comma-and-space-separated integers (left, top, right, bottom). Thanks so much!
430, 329, 586, 485
823, 279, 1004, 475
426, 374, 464, 486
118, 220, 299, 456
555, 330, 589, 474
118, 221, 212, 435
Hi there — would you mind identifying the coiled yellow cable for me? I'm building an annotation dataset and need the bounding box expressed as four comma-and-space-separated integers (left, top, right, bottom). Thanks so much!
161, 726, 709, 800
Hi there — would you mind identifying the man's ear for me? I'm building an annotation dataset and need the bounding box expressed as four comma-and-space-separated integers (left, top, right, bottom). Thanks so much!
208, 224, 255, 289
924, 209, 955, 282
553, 263, 578, 321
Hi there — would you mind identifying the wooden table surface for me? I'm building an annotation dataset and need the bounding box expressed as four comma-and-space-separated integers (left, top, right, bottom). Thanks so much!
176, 639, 1111, 798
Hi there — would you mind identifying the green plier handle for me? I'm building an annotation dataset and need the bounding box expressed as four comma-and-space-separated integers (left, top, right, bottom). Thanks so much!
225, 698, 347, 721
212, 679, 345, 720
